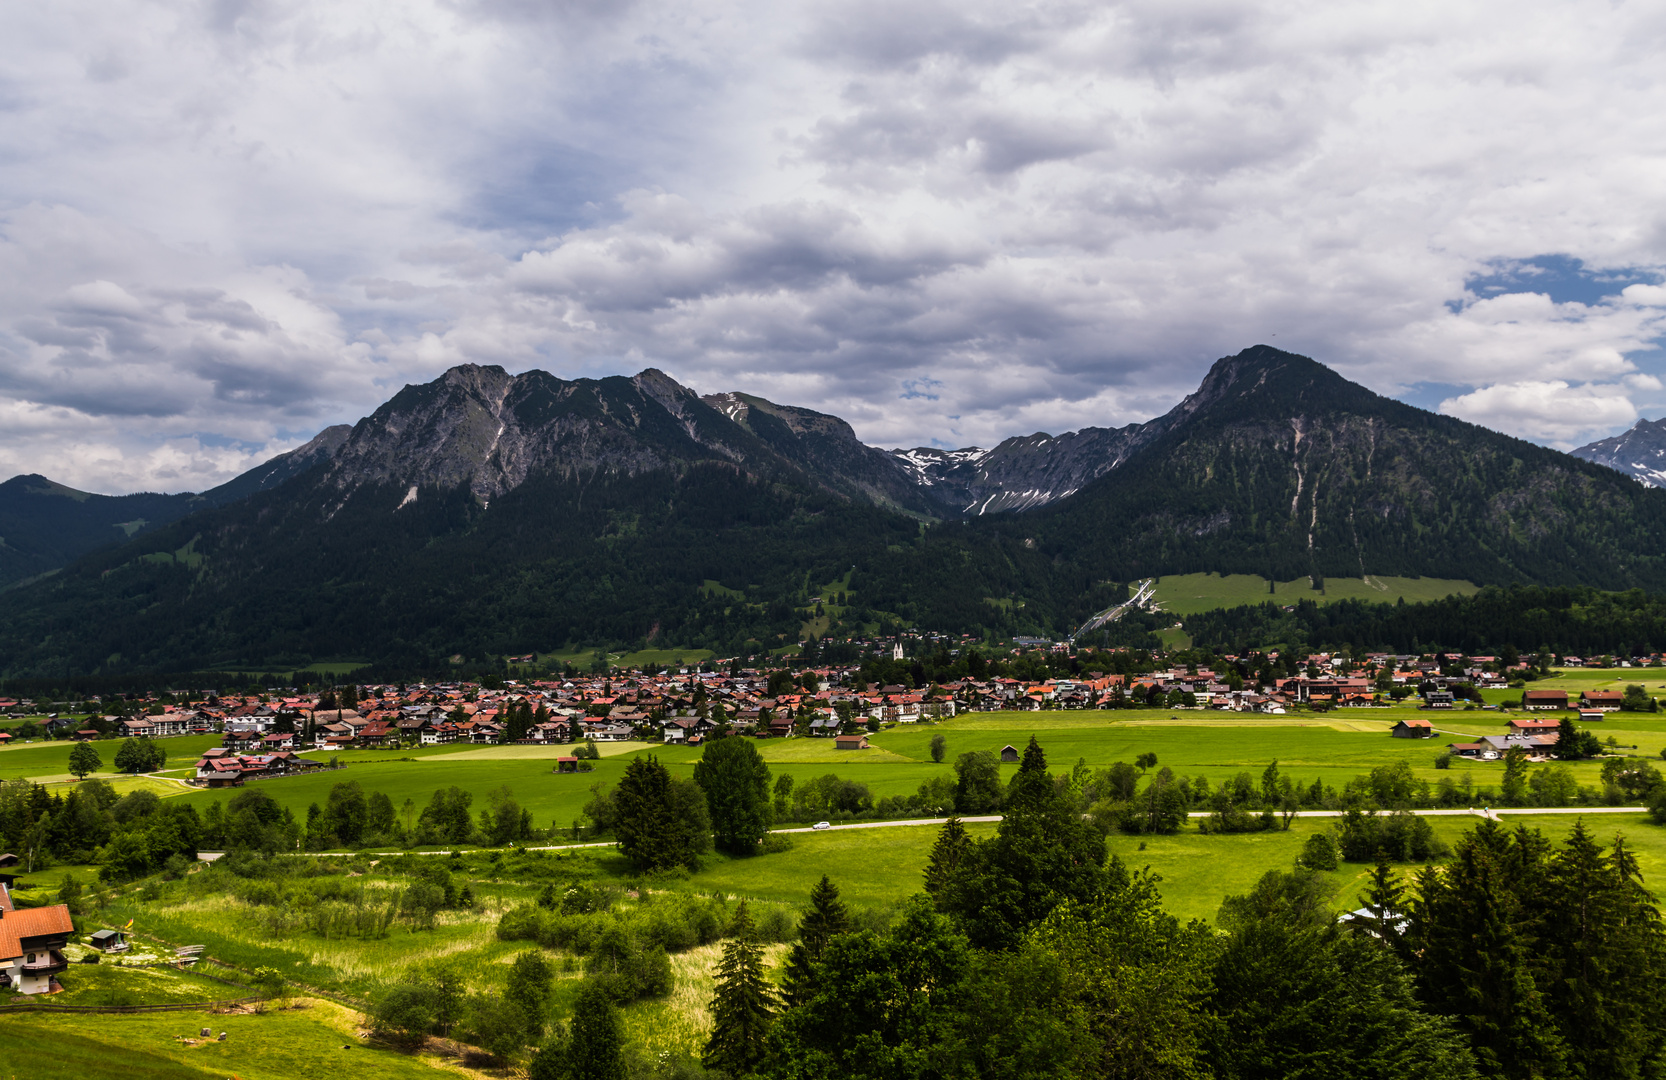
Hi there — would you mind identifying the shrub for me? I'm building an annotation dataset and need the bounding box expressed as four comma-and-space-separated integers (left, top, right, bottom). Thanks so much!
1298, 833, 1339, 871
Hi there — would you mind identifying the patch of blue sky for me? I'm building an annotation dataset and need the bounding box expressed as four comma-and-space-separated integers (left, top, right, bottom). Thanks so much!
1451, 253, 1663, 312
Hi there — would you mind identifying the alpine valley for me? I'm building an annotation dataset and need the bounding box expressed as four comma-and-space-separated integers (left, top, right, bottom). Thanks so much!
7, 344, 1666, 677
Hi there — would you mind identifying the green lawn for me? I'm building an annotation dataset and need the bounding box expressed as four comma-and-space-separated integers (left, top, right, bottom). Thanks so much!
0, 735, 221, 783
0, 1002, 460, 1080
120, 707, 1660, 836
1149, 572, 1478, 615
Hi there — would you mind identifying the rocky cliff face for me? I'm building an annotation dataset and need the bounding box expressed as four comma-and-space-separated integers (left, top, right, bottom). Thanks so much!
890, 426, 1152, 515
885, 345, 1289, 516
313, 366, 942, 514
1572, 418, 1666, 487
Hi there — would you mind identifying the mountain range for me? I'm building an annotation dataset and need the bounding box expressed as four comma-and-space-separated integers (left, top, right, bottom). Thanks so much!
7, 344, 1666, 677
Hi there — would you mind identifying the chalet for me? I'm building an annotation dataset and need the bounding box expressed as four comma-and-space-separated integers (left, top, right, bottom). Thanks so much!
527, 720, 571, 744
1508, 718, 1563, 739
0, 886, 75, 994
357, 721, 397, 746
1000, 744, 1020, 763
397, 717, 436, 743
1579, 690, 1624, 712
834, 734, 870, 751
1391, 719, 1435, 739
1422, 690, 1456, 709
1522, 690, 1569, 711
222, 729, 265, 752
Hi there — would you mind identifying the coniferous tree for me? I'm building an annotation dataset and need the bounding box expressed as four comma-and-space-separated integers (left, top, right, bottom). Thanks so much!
1530, 823, 1666, 1078
781, 875, 852, 1006
1409, 821, 1567, 1078
613, 755, 700, 871
923, 816, 971, 905
554, 982, 624, 1080
705, 901, 778, 1074
941, 737, 1110, 949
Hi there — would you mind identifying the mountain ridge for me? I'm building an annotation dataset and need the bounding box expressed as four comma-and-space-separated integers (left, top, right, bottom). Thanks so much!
7, 345, 1666, 676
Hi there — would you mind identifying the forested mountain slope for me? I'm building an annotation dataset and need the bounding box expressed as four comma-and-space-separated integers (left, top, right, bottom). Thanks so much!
7, 347, 1666, 675
1008, 346, 1666, 589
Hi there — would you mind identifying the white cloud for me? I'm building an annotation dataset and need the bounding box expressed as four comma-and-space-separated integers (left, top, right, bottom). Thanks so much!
1438, 381, 1639, 448
1, 0, 1665, 486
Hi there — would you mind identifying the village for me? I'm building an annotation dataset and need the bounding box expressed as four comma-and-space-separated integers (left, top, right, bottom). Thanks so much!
2, 643, 1655, 798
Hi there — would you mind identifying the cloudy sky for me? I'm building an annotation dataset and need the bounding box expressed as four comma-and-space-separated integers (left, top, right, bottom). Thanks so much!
3, 0, 1665, 493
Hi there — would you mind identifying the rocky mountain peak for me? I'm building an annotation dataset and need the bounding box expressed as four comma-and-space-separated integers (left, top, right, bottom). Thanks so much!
1573, 417, 1666, 487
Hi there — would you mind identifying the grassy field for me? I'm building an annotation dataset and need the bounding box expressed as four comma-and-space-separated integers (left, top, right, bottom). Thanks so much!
0, 702, 1650, 838
206, 660, 371, 677
0, 735, 220, 779
0, 1000, 477, 1080
537, 647, 714, 671
1150, 572, 1479, 615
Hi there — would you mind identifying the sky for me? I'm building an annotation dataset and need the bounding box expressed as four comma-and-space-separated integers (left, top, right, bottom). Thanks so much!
2, 0, 1665, 494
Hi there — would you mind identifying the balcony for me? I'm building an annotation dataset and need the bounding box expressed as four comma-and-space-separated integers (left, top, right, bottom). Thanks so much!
22, 950, 68, 976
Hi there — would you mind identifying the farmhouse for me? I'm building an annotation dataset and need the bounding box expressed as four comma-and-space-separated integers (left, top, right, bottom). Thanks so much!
1391, 719, 1435, 738
1522, 690, 1569, 711
1578, 690, 1623, 712
1508, 718, 1563, 739
0, 886, 75, 995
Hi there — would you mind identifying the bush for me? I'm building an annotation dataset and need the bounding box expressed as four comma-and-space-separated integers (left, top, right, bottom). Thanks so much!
372, 983, 439, 1045
1298, 833, 1339, 871
1335, 809, 1448, 862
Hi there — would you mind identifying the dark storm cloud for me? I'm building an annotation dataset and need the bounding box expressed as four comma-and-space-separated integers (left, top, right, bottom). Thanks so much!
1, 0, 1665, 490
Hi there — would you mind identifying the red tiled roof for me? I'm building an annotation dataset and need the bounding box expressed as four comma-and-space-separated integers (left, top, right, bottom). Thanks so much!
0, 904, 74, 961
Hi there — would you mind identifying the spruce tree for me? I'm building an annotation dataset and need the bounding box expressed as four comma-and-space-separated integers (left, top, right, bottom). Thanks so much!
613, 755, 682, 871
562, 981, 625, 1080
781, 875, 852, 1006
704, 901, 778, 1074
1532, 822, 1666, 1077
923, 816, 971, 904
1356, 859, 1408, 957
1408, 820, 1567, 1077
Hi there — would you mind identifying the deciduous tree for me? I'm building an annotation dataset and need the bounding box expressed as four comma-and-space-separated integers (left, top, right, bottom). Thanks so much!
694, 736, 773, 855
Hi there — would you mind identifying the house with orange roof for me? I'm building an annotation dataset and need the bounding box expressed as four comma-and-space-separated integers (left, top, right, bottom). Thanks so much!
0, 883, 75, 994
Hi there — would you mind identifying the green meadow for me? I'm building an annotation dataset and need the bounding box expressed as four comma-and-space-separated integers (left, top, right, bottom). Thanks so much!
12, 704, 1660, 841
0, 1001, 464, 1080
1149, 571, 1479, 615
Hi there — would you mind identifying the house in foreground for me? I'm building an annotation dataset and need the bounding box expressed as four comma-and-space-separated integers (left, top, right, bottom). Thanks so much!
0, 882, 75, 995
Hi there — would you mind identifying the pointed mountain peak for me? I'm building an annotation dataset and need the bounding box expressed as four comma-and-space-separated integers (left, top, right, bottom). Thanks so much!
1161, 345, 1385, 429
